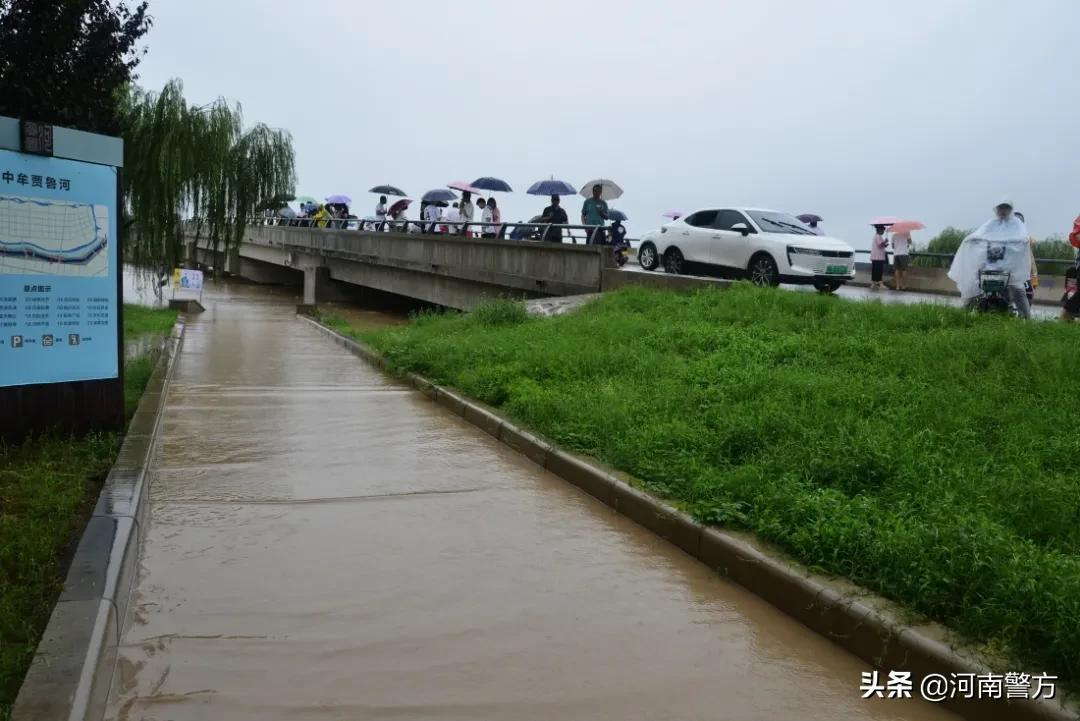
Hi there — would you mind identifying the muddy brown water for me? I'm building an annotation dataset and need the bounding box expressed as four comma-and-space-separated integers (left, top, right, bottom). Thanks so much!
106, 280, 955, 721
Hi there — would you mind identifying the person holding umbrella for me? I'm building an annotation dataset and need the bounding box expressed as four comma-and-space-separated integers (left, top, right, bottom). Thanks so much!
887, 220, 924, 291
541, 195, 569, 243
388, 199, 411, 231
459, 191, 475, 236
484, 198, 502, 238
423, 201, 442, 234
375, 196, 388, 231
581, 183, 609, 244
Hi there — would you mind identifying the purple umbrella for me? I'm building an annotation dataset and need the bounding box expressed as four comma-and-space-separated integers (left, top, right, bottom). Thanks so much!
326, 194, 352, 204
663, 210, 684, 220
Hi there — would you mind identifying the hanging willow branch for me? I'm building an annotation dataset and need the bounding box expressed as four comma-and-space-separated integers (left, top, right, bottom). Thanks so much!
119, 79, 296, 272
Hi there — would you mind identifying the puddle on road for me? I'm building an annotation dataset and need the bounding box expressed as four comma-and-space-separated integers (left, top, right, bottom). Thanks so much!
106, 280, 955, 721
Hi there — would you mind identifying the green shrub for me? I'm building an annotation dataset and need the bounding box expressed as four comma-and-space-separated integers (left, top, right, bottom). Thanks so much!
468, 299, 529, 327
912, 227, 970, 268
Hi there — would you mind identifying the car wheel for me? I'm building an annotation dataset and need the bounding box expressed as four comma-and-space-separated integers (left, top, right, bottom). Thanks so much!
749, 254, 779, 287
813, 280, 841, 294
663, 247, 684, 275
638, 243, 659, 271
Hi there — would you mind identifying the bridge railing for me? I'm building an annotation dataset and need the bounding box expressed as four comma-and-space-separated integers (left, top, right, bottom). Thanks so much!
853, 248, 1076, 271
186, 217, 622, 245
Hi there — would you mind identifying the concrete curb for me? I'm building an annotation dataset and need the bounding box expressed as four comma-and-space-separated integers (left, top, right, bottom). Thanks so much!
301, 315, 1076, 721
12, 317, 187, 721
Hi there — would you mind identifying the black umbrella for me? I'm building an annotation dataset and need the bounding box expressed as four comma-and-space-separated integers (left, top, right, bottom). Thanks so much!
422, 188, 458, 204
471, 177, 513, 193
370, 185, 407, 197
797, 213, 823, 224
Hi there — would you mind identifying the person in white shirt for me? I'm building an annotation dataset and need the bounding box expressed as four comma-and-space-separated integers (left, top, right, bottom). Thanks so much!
445, 202, 461, 234
485, 197, 502, 238
458, 191, 474, 235
480, 197, 494, 238
891, 231, 912, 291
375, 196, 388, 231
808, 220, 824, 235
423, 202, 442, 233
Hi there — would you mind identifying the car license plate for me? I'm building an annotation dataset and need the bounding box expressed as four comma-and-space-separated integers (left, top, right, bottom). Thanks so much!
826, 265, 848, 275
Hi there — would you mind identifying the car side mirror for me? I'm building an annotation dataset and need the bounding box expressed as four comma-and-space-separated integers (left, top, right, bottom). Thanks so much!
730, 222, 750, 236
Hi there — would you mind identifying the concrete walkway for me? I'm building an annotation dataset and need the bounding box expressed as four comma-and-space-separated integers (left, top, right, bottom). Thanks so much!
105, 281, 954, 721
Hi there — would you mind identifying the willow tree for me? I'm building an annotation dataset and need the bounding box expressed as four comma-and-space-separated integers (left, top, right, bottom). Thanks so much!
120, 79, 296, 272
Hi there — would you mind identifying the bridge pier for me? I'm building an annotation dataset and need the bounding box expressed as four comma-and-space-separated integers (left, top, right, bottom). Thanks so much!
297, 265, 352, 313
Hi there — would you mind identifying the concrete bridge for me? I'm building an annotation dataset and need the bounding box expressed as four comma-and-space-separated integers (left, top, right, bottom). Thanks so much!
185, 225, 616, 310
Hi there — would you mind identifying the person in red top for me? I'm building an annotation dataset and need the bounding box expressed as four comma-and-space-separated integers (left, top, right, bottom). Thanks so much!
1063, 215, 1080, 320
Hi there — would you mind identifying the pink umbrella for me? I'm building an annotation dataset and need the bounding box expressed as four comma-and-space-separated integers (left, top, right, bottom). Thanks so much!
448, 180, 483, 195
889, 220, 925, 234
663, 210, 684, 220
870, 215, 902, 227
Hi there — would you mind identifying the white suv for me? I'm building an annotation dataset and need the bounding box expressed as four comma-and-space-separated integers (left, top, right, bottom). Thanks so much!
637, 207, 856, 291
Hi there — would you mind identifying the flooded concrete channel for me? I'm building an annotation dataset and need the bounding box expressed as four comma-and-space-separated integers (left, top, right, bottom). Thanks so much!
107, 280, 955, 721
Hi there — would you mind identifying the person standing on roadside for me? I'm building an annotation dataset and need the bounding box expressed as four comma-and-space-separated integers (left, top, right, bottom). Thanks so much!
891, 230, 912, 290
1014, 212, 1039, 304
1062, 214, 1080, 321
581, 183, 608, 244
808, 219, 824, 235
459, 191, 475, 236
542, 195, 568, 243
870, 225, 889, 290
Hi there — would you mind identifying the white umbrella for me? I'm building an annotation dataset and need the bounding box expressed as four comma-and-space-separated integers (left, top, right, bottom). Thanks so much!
579, 178, 623, 201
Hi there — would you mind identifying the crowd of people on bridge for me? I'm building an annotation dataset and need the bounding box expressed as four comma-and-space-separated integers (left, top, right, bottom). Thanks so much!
270, 184, 628, 246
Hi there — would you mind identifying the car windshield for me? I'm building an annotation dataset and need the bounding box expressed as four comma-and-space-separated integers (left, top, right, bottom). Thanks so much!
747, 211, 816, 236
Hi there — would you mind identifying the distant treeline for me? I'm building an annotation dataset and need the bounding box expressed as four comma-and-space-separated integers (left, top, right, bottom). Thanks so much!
912, 227, 1076, 272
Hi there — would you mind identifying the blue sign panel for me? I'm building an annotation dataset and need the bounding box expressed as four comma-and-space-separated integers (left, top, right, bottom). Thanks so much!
0, 149, 119, 387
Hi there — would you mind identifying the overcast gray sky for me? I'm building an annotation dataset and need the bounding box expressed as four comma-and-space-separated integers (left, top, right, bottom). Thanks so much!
136, 0, 1079, 248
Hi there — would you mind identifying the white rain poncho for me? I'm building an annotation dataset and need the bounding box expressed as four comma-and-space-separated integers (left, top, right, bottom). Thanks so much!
947, 216, 1032, 301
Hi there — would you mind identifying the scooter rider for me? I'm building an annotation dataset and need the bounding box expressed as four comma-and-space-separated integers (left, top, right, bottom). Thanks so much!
947, 200, 1032, 318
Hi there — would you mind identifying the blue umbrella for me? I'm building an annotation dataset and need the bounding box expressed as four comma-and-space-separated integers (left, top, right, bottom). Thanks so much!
471, 177, 513, 193
608, 209, 628, 222
526, 178, 577, 196
422, 188, 458, 204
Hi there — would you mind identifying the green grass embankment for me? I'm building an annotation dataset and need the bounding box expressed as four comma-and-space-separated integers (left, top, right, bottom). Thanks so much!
326, 285, 1080, 681
0, 304, 176, 720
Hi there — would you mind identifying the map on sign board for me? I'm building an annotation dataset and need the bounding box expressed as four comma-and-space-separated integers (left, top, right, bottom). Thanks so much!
0, 148, 119, 388
0, 195, 109, 278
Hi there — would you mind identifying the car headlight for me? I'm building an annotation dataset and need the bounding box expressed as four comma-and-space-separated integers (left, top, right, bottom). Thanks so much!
788, 246, 823, 255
